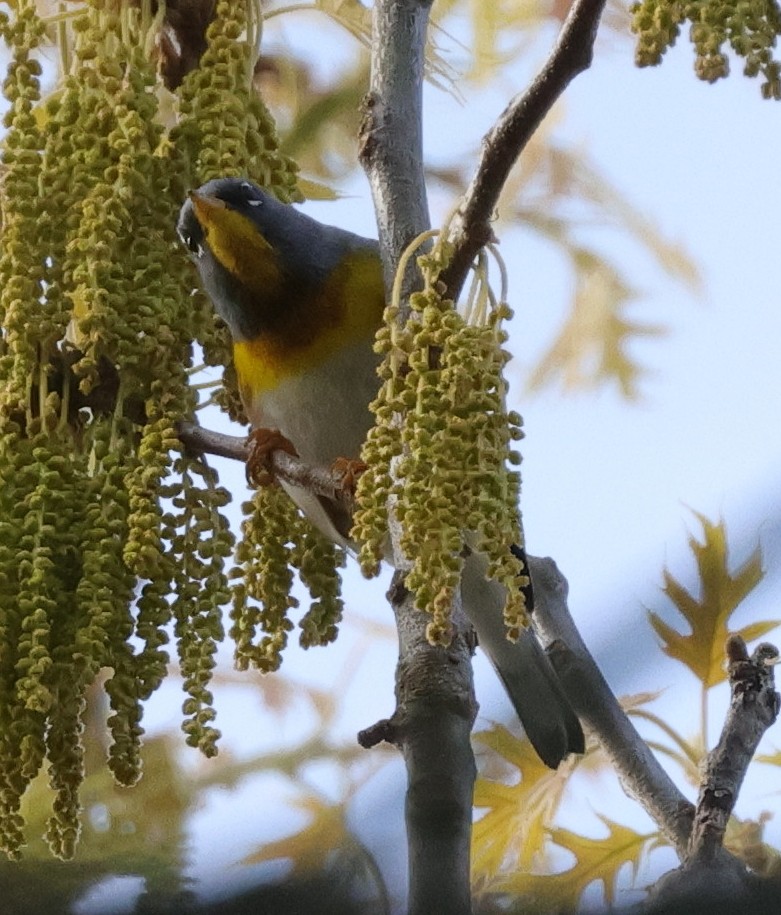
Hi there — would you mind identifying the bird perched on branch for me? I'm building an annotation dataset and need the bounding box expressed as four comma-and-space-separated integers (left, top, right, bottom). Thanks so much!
177, 176, 584, 768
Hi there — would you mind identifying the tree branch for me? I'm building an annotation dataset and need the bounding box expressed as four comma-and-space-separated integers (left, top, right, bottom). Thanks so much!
440, 0, 608, 301
528, 556, 695, 854
178, 421, 249, 462
358, 575, 478, 915
641, 638, 780, 913
359, 0, 432, 301
177, 421, 357, 510
687, 637, 780, 865
530, 555, 781, 896
359, 3, 481, 912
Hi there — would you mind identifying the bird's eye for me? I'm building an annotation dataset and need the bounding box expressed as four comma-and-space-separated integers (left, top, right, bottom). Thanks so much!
178, 229, 203, 257
240, 181, 263, 206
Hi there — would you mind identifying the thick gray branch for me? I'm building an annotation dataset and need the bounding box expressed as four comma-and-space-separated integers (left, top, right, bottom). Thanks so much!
360, 575, 478, 915
441, 0, 608, 301
528, 556, 695, 854
359, 3, 477, 913
359, 0, 432, 300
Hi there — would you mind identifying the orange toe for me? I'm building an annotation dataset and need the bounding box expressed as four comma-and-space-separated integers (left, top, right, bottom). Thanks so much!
246, 428, 298, 487
330, 457, 367, 497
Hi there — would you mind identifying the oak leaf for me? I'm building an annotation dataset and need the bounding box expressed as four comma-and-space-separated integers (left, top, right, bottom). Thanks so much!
648, 513, 772, 688
498, 815, 657, 910
472, 723, 576, 880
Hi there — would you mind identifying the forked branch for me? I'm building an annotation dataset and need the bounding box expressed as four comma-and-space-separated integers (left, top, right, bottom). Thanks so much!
441, 0, 609, 301
687, 637, 780, 865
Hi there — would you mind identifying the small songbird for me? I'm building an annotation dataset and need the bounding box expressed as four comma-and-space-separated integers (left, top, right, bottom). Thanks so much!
177, 177, 584, 768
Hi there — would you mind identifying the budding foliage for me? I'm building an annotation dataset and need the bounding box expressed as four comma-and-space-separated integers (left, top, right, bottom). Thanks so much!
632, 0, 781, 97
353, 241, 530, 646
0, 0, 338, 860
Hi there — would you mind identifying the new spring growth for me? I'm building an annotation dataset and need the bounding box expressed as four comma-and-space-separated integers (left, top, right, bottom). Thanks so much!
353, 230, 530, 647
0, 0, 309, 861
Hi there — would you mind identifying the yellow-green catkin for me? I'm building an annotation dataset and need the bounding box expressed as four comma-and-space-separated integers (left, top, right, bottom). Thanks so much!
353, 245, 530, 646
631, 0, 781, 98
178, 0, 348, 675
0, 2, 58, 859
0, 3, 45, 414
291, 519, 345, 649
168, 456, 233, 757
0, 0, 301, 861
230, 487, 299, 673
229, 484, 345, 670
0, 0, 348, 861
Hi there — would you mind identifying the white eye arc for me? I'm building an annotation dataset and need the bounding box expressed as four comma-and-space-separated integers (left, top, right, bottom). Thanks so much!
240, 181, 263, 206
179, 229, 204, 258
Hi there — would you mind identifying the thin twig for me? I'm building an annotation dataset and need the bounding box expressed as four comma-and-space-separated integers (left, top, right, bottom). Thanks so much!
440, 0, 609, 301
177, 421, 356, 508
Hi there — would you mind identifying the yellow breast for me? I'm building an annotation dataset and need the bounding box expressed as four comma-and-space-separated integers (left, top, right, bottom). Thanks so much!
233, 249, 385, 404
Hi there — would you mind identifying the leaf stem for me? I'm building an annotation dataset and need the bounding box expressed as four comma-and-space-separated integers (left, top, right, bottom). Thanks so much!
701, 683, 708, 750
262, 3, 317, 22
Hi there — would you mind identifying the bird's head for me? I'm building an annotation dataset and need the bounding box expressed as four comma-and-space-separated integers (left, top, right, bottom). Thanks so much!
178, 177, 383, 353
177, 178, 293, 339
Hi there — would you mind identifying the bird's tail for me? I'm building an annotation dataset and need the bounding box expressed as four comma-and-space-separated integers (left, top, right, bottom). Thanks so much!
462, 552, 584, 769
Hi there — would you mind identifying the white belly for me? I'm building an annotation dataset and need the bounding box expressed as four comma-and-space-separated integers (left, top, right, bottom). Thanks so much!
244, 338, 381, 546
246, 338, 380, 466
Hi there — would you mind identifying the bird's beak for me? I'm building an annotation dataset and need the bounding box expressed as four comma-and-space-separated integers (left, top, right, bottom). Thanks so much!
184, 189, 276, 286
188, 191, 227, 227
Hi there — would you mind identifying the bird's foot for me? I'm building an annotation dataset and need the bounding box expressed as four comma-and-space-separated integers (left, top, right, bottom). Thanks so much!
330, 457, 367, 498
246, 428, 298, 487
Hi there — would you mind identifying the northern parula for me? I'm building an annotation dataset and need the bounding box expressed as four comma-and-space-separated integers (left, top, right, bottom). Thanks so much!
177, 177, 584, 768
